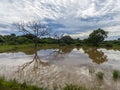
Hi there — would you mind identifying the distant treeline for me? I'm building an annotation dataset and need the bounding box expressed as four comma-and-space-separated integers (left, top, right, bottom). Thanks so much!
0, 33, 80, 45
0, 29, 120, 47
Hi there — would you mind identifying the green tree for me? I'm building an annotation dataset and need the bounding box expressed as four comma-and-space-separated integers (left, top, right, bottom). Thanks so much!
16, 37, 33, 44
21, 34, 35, 40
60, 35, 74, 44
87, 28, 108, 46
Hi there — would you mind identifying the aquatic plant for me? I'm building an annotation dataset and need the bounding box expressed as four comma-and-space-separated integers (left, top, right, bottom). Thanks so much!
113, 70, 120, 80
96, 71, 104, 80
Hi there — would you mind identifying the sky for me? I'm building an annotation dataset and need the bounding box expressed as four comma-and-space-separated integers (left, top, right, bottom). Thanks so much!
0, 0, 120, 40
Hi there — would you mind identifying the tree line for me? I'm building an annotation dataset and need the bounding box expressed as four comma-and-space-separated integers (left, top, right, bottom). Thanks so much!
0, 33, 78, 45
0, 31, 119, 47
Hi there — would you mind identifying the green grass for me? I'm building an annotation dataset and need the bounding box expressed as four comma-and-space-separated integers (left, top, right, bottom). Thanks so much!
0, 43, 119, 54
96, 72, 104, 80
113, 70, 120, 80
0, 78, 99, 90
0, 78, 44, 90
62, 84, 90, 90
62, 84, 100, 90
0, 44, 34, 53
0, 44, 59, 54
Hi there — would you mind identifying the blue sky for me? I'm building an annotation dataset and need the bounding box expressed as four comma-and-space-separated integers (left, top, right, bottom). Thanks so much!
0, 0, 120, 39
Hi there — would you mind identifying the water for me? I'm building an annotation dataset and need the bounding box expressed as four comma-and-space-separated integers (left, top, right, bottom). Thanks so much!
0, 46, 120, 90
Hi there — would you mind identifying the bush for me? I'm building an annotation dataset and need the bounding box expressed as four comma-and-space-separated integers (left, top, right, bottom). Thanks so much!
105, 43, 113, 47
96, 72, 104, 80
0, 78, 44, 90
113, 70, 120, 80
75, 43, 82, 46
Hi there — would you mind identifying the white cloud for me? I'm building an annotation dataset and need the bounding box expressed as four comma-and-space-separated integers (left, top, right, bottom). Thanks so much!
104, 26, 120, 37
0, 0, 120, 39
69, 31, 92, 39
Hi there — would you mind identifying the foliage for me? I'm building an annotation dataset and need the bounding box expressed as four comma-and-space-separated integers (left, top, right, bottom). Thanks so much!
87, 28, 108, 46
0, 78, 98, 90
0, 28, 120, 48
0, 78, 44, 90
0, 34, 34, 45
16, 37, 29, 44
21, 34, 36, 40
113, 70, 120, 80
82, 47, 107, 64
59, 35, 74, 45
62, 84, 99, 90
40, 37, 57, 44
104, 43, 113, 47
100, 40, 120, 48
96, 72, 104, 80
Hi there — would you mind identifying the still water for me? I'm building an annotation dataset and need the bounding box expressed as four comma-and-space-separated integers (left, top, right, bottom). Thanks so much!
0, 46, 120, 90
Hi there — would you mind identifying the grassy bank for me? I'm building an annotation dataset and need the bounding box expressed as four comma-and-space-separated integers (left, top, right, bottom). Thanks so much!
0, 44, 59, 54
0, 78, 43, 90
0, 43, 120, 54
0, 78, 96, 90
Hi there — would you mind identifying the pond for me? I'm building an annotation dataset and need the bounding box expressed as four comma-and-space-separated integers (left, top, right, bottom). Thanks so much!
0, 46, 120, 90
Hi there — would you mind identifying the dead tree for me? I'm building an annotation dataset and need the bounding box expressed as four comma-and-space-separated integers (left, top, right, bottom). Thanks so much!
16, 21, 51, 49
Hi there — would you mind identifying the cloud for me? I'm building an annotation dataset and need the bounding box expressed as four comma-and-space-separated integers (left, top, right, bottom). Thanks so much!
0, 0, 120, 39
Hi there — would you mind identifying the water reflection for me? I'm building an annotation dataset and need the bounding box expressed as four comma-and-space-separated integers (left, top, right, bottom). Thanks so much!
0, 47, 120, 90
16, 47, 73, 80
82, 47, 108, 64
59, 46, 74, 53
18, 49, 49, 72
47, 46, 74, 61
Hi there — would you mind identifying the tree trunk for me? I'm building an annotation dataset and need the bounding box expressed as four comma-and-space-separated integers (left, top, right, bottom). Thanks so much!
34, 37, 38, 49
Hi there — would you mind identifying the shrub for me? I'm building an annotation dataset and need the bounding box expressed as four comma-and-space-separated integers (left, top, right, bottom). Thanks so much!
96, 72, 104, 80
113, 70, 120, 80
75, 43, 82, 46
105, 43, 113, 47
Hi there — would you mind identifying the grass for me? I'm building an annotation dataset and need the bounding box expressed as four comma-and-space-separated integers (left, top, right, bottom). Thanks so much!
0, 44, 59, 54
0, 43, 119, 54
0, 77, 99, 90
62, 84, 88, 90
62, 84, 99, 90
113, 70, 120, 80
0, 78, 44, 90
96, 72, 104, 80
0, 44, 34, 53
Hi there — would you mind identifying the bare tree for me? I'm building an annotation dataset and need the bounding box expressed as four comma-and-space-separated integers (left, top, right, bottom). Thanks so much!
16, 21, 51, 49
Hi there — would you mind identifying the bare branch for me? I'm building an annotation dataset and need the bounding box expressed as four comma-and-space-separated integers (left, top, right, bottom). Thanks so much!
15, 23, 31, 34
15, 21, 52, 49
53, 32, 64, 39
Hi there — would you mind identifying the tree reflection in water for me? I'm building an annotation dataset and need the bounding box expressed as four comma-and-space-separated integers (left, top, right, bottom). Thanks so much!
17, 49, 49, 72
82, 47, 108, 64
15, 47, 73, 87
16, 48, 51, 82
48, 46, 74, 60
16, 46, 73, 73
